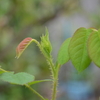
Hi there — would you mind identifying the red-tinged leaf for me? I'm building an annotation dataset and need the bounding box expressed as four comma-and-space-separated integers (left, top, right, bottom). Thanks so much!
16, 37, 33, 59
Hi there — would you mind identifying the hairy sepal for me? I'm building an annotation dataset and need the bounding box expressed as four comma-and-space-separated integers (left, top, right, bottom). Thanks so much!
40, 29, 52, 58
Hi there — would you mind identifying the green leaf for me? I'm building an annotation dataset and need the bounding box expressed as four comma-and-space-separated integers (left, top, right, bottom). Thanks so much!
28, 79, 52, 85
88, 29, 100, 67
16, 37, 33, 59
0, 70, 5, 74
0, 72, 35, 85
57, 38, 71, 65
69, 27, 92, 72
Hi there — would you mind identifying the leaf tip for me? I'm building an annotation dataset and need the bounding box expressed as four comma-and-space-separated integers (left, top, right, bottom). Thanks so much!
89, 27, 98, 32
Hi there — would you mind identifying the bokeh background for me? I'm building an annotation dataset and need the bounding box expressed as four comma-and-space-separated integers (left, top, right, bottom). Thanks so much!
0, 0, 100, 100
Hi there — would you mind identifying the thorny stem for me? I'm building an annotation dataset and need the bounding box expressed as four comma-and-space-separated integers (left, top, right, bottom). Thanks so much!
25, 84, 46, 100
32, 39, 60, 100
47, 58, 55, 78
51, 64, 60, 100
32, 39, 55, 76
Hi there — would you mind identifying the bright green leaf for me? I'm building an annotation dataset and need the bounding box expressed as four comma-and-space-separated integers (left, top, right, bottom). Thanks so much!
88, 29, 100, 67
69, 27, 92, 72
0, 72, 35, 85
0, 70, 5, 74
57, 38, 71, 65
28, 79, 52, 85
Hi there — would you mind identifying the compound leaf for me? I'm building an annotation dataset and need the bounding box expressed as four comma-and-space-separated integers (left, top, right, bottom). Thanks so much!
0, 72, 35, 85
69, 27, 92, 72
57, 38, 71, 65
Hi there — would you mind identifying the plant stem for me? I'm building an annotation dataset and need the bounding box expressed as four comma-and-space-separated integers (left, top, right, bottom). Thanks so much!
47, 58, 55, 77
32, 39, 55, 75
51, 64, 60, 100
25, 84, 46, 100
32, 39, 60, 100
52, 79, 58, 100
47, 57, 60, 100
0, 67, 8, 72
